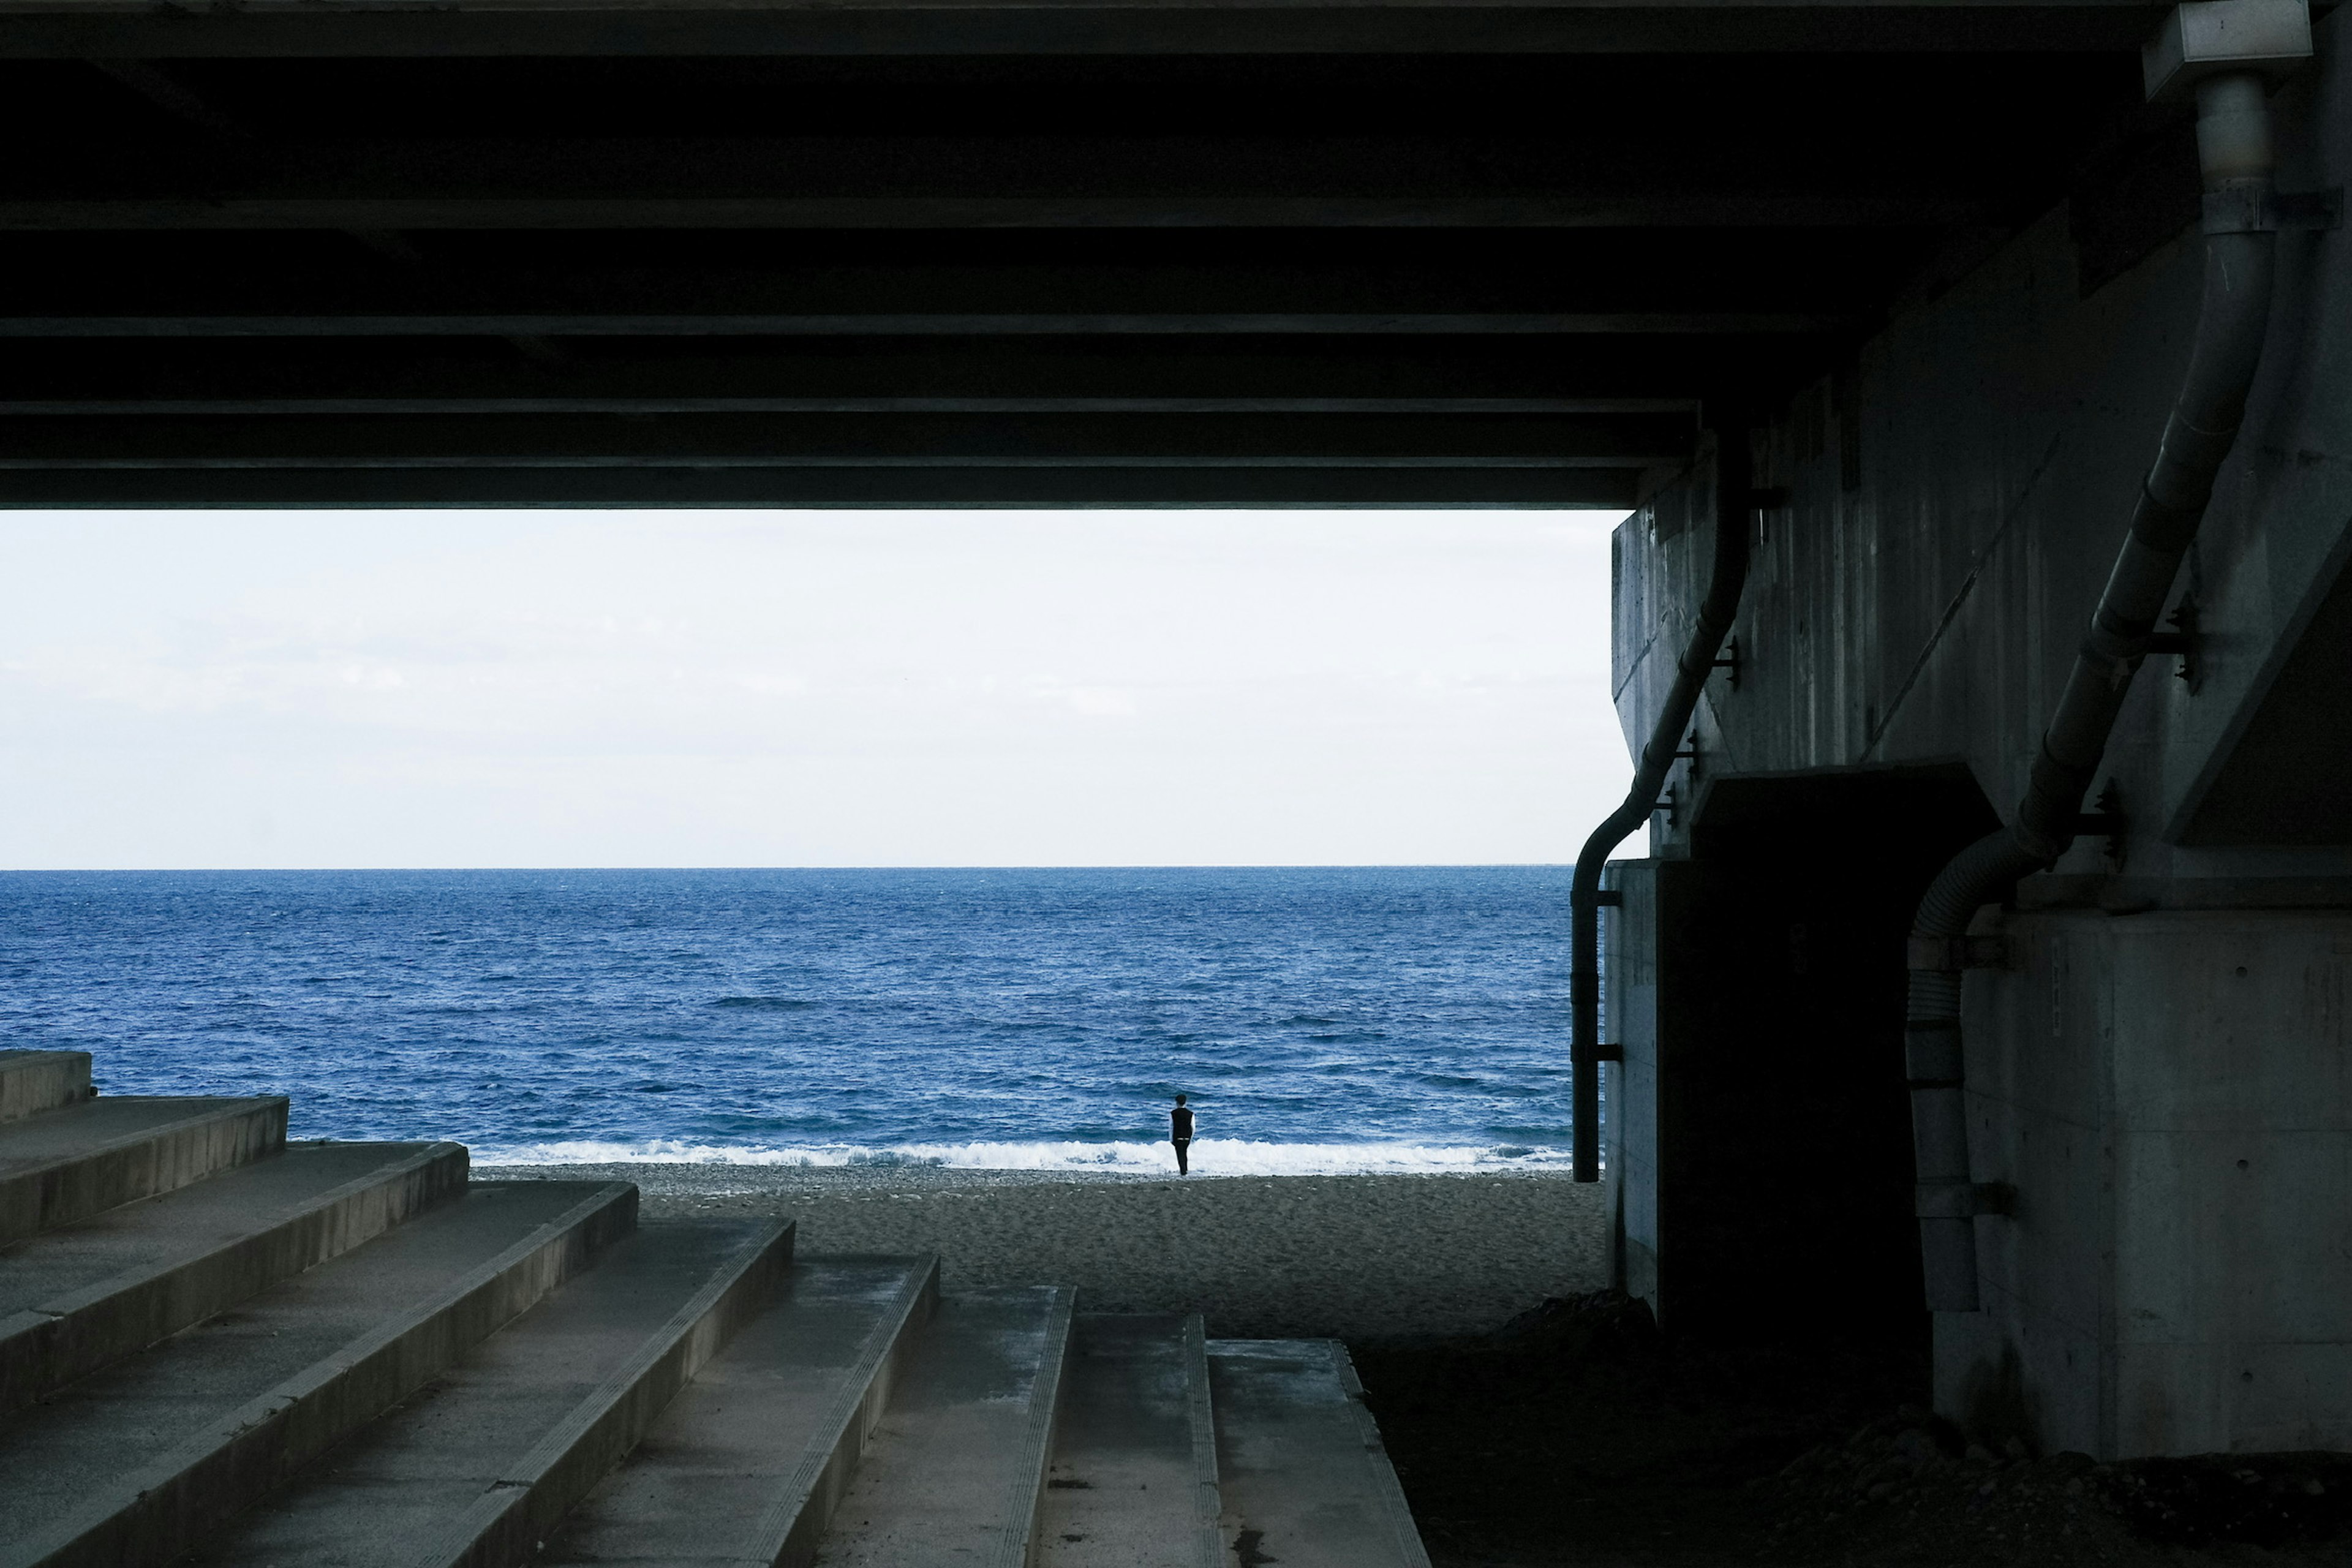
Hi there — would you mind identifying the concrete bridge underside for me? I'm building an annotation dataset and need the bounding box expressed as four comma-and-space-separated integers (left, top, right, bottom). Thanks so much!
1, 0, 2172, 507
7, 0, 2350, 1464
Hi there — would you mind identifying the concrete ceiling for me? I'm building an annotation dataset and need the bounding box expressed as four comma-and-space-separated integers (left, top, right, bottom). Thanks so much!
0, 1, 2176, 506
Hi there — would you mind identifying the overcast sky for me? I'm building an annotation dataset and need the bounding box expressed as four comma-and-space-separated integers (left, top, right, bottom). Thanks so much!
0, 510, 1634, 869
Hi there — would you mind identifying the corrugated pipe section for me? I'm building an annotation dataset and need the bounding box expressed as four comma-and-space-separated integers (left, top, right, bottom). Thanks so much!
1905, 69, 2286, 1310
1570, 409, 1753, 1183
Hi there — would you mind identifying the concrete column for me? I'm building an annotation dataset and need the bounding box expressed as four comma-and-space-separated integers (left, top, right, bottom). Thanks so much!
1943, 900, 2352, 1457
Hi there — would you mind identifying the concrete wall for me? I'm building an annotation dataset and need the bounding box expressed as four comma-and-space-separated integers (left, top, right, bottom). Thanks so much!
1948, 903, 2352, 1457
1605, 9, 2352, 1455
1612, 7, 2352, 869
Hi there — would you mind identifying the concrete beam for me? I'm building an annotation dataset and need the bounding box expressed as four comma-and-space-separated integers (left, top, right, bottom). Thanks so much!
0, 312, 1857, 337
0, 409, 1696, 466
0, 464, 1645, 508
0, 396, 1697, 415
0, 194, 1992, 232
0, 1, 2168, 59
0, 335, 1801, 404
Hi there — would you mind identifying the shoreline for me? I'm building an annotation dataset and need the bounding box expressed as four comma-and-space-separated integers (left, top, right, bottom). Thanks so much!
475, 1163, 1606, 1341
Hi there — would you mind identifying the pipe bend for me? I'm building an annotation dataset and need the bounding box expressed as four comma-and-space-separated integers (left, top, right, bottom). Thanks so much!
1904, 68, 2284, 1313
1570, 414, 1752, 1182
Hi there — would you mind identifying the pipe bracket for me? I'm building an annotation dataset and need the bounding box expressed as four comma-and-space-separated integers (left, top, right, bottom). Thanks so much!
1907, 935, 2010, 971
1711, 635, 1740, 691
2202, 186, 2341, 234
1570, 1041, 1625, 1067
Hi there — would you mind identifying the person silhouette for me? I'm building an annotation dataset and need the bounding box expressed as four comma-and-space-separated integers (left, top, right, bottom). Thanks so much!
1170, 1094, 1195, 1176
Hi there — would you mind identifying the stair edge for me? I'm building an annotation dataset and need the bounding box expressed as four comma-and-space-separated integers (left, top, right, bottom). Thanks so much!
6, 1180, 638, 1568
0, 1141, 470, 1414
1325, 1342, 1433, 1568
0, 1053, 93, 1126
989, 1286, 1077, 1568
0, 1096, 290, 1243
1182, 1314, 1226, 1568
412, 1217, 799, 1568
734, 1252, 942, 1568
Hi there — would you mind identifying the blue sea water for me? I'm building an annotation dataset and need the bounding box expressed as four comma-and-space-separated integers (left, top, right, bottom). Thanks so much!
0, 867, 1575, 1174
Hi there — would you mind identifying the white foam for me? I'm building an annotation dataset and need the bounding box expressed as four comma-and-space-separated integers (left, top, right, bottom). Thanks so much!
467, 1137, 1573, 1175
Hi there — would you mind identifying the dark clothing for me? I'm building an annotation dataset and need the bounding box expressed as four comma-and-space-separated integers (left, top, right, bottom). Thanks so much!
1172, 1104, 1194, 1175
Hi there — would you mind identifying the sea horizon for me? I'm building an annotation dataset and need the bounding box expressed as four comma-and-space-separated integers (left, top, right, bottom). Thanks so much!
0, 865, 1580, 1173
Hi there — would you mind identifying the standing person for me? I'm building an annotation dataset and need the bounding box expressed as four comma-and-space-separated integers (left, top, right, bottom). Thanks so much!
1170, 1093, 1195, 1175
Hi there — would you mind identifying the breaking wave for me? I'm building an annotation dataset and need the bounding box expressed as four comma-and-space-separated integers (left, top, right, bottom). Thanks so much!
469, 1137, 1573, 1175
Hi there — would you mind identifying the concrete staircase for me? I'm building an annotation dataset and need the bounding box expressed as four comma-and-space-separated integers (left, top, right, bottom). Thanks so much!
0, 1052, 1431, 1568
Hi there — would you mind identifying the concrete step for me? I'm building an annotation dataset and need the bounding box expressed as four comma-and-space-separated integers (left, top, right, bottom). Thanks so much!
0, 1139, 469, 1414
181, 1216, 793, 1568
1039, 1313, 1223, 1568
813, 1285, 1075, 1568
0, 1178, 636, 1568
0, 1052, 94, 1125
0, 1095, 288, 1243
1205, 1340, 1431, 1568
532, 1253, 939, 1567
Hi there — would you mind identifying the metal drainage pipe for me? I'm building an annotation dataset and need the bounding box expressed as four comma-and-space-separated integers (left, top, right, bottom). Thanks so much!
1570, 409, 1754, 1183
1904, 70, 2286, 1310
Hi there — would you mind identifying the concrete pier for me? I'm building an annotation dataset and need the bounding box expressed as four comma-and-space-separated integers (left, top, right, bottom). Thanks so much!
1950, 902, 2352, 1457
1600, 0, 2352, 1458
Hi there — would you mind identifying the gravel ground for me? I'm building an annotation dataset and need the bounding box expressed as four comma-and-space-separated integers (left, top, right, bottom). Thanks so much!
474, 1163, 1607, 1341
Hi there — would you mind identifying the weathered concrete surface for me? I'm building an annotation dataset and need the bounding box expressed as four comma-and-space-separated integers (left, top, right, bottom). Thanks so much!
538, 1255, 937, 1566
1601, 861, 1667, 1312
1206, 1340, 1431, 1568
813, 1286, 1074, 1568
0, 1139, 467, 1414
1604, 2, 2352, 1456
1947, 907, 2352, 1457
0, 1180, 635, 1568
1613, 7, 2352, 869
185, 1218, 787, 1568
0, 1052, 92, 1125
0, 1096, 288, 1242
1039, 1314, 1223, 1568
0, 1060, 1432, 1566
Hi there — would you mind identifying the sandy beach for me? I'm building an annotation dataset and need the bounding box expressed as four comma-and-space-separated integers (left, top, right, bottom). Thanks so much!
475, 1164, 1605, 1342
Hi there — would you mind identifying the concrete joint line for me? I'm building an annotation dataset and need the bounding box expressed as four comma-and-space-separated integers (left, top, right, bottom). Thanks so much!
1860, 434, 2063, 761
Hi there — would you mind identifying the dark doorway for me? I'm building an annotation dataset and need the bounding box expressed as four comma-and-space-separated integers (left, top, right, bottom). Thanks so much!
1627, 762, 1998, 1343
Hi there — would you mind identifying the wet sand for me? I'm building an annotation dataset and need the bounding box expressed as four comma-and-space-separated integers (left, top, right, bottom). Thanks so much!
475, 1164, 1606, 1341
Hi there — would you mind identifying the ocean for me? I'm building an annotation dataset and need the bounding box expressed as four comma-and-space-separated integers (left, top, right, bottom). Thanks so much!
0, 867, 1575, 1174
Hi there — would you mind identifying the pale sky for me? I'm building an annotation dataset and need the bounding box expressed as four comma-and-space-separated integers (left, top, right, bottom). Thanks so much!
0, 510, 1634, 869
